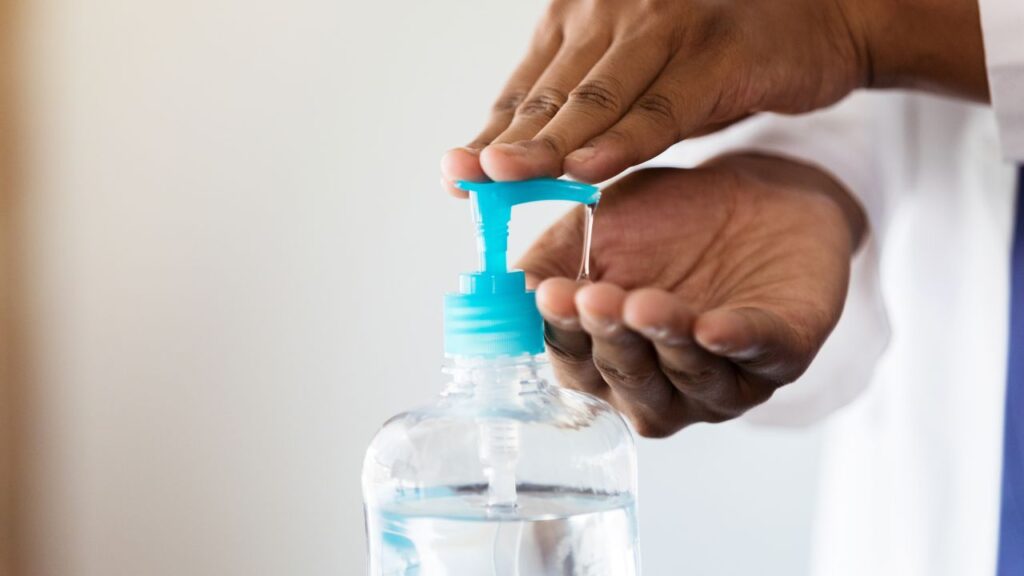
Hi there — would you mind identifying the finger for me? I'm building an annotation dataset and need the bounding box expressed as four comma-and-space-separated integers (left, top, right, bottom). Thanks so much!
471, 24, 564, 150
501, 38, 670, 180
536, 277, 582, 325
564, 61, 721, 183
469, 28, 563, 150
441, 150, 484, 198
694, 306, 812, 385
441, 176, 467, 198
536, 278, 605, 397
440, 26, 562, 189
481, 38, 609, 181
576, 283, 683, 433
622, 289, 764, 418
493, 39, 609, 144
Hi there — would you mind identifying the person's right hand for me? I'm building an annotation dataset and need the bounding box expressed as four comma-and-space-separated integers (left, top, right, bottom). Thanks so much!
441, 0, 986, 191
516, 153, 866, 437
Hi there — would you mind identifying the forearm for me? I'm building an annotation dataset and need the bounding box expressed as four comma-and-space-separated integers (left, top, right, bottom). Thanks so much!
845, 0, 989, 101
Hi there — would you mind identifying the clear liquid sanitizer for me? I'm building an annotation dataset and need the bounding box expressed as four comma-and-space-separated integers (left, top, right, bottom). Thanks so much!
362, 178, 640, 575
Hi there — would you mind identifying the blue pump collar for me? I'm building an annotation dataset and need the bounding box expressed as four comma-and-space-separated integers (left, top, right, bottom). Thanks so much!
443, 178, 600, 358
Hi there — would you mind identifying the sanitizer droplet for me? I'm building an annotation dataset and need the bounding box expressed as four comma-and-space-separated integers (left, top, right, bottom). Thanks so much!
577, 202, 598, 282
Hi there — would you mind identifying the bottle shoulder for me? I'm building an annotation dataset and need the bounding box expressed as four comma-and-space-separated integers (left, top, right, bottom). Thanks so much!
365, 385, 635, 472
370, 384, 631, 442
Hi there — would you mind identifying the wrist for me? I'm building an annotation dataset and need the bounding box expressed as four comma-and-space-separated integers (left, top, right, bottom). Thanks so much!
839, 0, 989, 101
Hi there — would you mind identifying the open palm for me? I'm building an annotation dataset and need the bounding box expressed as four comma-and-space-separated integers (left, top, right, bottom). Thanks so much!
518, 154, 864, 436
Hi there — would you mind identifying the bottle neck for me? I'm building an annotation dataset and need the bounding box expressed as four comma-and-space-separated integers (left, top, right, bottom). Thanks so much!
442, 354, 547, 398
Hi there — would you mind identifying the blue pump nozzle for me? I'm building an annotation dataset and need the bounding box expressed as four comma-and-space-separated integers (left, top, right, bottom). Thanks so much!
458, 179, 601, 276
444, 178, 600, 358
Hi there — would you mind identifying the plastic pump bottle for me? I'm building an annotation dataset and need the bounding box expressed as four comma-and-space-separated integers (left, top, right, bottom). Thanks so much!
362, 178, 640, 575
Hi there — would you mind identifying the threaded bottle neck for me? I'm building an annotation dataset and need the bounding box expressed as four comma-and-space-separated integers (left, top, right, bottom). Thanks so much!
442, 354, 547, 398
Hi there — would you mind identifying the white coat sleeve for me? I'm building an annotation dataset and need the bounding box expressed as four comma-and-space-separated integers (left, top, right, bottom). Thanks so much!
979, 0, 1024, 160
640, 92, 906, 426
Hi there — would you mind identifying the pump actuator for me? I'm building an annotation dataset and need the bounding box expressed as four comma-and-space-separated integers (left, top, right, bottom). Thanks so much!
443, 178, 600, 358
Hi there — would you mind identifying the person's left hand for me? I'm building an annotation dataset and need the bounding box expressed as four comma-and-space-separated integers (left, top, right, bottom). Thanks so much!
439, 0, 868, 191
517, 153, 865, 436
440, 0, 987, 192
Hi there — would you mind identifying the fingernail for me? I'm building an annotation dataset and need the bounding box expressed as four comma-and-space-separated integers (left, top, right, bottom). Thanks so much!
441, 177, 466, 196
639, 326, 686, 346
491, 142, 529, 156
547, 315, 582, 330
566, 146, 597, 164
700, 338, 730, 354
582, 313, 622, 336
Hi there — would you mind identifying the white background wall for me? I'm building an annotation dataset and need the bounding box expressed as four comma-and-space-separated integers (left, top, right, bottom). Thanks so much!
17, 0, 822, 573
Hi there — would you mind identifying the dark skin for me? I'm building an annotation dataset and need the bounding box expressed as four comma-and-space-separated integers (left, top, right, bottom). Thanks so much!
517, 154, 864, 436
441, 0, 987, 188
441, 0, 988, 435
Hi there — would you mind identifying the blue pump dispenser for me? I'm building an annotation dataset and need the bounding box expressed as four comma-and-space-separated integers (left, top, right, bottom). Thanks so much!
444, 178, 600, 358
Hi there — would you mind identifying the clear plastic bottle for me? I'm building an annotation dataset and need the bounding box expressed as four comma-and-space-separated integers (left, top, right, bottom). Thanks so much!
362, 179, 639, 575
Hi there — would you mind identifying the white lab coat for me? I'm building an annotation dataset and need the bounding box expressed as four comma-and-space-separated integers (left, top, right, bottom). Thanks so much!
654, 1, 1024, 573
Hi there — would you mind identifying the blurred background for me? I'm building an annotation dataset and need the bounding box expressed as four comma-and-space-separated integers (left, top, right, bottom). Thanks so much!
1, 0, 824, 574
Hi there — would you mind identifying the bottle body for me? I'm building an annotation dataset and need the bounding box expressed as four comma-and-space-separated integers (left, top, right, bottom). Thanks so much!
362, 355, 639, 575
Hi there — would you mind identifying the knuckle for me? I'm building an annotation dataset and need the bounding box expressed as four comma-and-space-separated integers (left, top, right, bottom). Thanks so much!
492, 91, 527, 115
632, 92, 679, 126
667, 364, 741, 405
569, 76, 624, 114
535, 133, 566, 155
592, 356, 651, 389
518, 87, 568, 120
664, 364, 723, 397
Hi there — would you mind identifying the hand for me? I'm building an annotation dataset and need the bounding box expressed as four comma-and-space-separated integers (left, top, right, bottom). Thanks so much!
518, 154, 865, 437
441, 0, 986, 190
